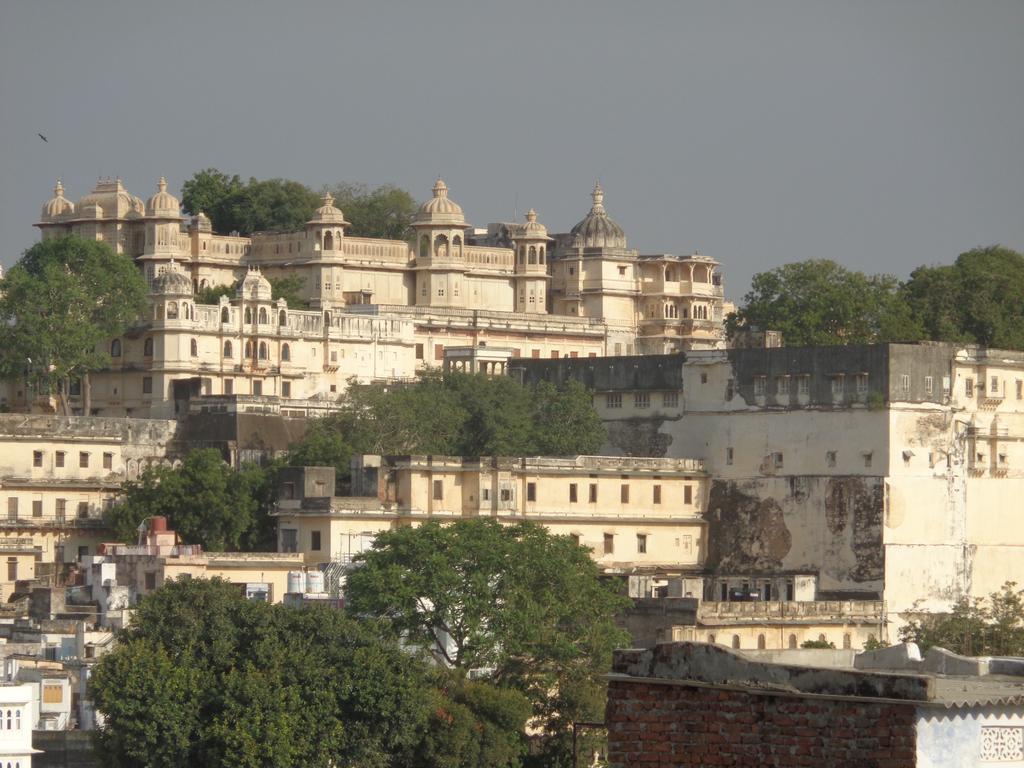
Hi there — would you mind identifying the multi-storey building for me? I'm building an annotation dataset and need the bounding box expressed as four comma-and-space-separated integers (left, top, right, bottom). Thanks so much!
511, 342, 1024, 642
17, 175, 729, 416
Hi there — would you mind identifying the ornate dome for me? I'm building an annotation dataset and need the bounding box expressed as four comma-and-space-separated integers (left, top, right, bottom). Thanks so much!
521, 208, 549, 239
152, 260, 193, 296
237, 266, 273, 301
146, 177, 181, 217
41, 180, 74, 220
569, 183, 627, 249
413, 179, 466, 227
307, 192, 351, 227
77, 178, 145, 220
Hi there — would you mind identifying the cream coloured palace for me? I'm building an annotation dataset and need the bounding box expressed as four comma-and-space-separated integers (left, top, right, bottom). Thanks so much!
16, 176, 729, 416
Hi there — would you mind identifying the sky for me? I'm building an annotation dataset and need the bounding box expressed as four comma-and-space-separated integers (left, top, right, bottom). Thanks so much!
1, 0, 1022, 299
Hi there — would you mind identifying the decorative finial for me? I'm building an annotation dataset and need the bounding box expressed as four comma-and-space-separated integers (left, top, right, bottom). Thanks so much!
322, 192, 335, 207
526, 208, 537, 223
54, 179, 64, 196
433, 179, 448, 198
158, 176, 167, 192
591, 182, 605, 214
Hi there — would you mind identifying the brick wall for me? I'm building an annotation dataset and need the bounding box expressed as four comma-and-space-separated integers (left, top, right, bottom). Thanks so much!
606, 680, 917, 767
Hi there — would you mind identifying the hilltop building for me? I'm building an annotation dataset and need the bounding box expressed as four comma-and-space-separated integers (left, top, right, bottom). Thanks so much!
13, 176, 729, 416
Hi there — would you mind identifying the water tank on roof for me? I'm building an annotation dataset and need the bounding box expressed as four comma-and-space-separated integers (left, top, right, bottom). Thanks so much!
306, 571, 325, 595
150, 516, 168, 532
287, 571, 306, 595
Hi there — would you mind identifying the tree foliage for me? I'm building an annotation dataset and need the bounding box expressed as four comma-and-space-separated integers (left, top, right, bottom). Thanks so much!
345, 519, 630, 763
181, 169, 418, 239
728, 259, 922, 347
899, 582, 1024, 657
104, 449, 267, 551
90, 578, 530, 768
286, 373, 606, 483
0, 235, 148, 414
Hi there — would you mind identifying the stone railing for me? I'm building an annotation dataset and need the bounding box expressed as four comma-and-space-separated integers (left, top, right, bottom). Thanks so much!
699, 600, 885, 622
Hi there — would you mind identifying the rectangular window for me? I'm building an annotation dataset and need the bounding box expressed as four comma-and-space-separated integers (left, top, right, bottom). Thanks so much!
569, 483, 578, 503
900, 374, 911, 392
773, 452, 784, 469
531, 349, 541, 359
7, 498, 17, 521
636, 534, 647, 554
826, 450, 837, 467
527, 482, 536, 502
32, 451, 43, 468
832, 375, 845, 396
683, 485, 692, 504
282, 381, 291, 397
726, 447, 734, 465
56, 451, 65, 468
415, 343, 424, 360
856, 373, 869, 394
634, 392, 649, 409
700, 372, 708, 384
311, 531, 321, 551
224, 378, 233, 395
142, 376, 153, 395
753, 375, 766, 396
798, 375, 810, 395
280, 529, 298, 553
606, 393, 622, 409
481, 488, 490, 501
924, 376, 933, 395
103, 452, 113, 470
991, 376, 1000, 393
79, 452, 89, 469
252, 380, 262, 396
550, 350, 560, 359
725, 378, 735, 399
434, 345, 444, 361
965, 378, 974, 397
1018, 380, 1023, 400
500, 488, 512, 502
145, 572, 157, 591
55, 499, 66, 524
7, 558, 17, 581
603, 533, 614, 555
777, 376, 790, 396
32, 499, 42, 518
864, 452, 873, 468
77, 501, 89, 519
653, 485, 662, 504
433, 480, 443, 501
589, 483, 598, 503
662, 391, 678, 408
620, 484, 629, 504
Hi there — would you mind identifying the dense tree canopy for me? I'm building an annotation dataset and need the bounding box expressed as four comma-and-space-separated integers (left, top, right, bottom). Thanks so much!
181, 169, 418, 239
899, 582, 1024, 657
345, 519, 630, 765
727, 259, 922, 347
0, 236, 148, 415
286, 373, 606, 483
104, 449, 269, 551
90, 579, 527, 768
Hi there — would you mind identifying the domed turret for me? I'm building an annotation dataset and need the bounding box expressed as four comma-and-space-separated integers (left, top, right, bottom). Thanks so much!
569, 183, 626, 249
152, 260, 193, 296
41, 180, 74, 220
146, 177, 181, 217
413, 179, 466, 227
522, 208, 548, 238
237, 266, 273, 302
77, 178, 145, 220
307, 192, 351, 227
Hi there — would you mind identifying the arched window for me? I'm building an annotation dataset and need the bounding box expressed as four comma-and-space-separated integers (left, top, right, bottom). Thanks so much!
279, 310, 287, 326
281, 344, 290, 362
452, 234, 462, 256
190, 339, 198, 357
419, 235, 430, 259
223, 341, 232, 358
324, 311, 331, 327
6, 709, 11, 729
110, 339, 121, 357
518, 246, 525, 264
258, 307, 268, 324
258, 342, 268, 360
731, 635, 740, 649
539, 246, 545, 264
707, 634, 716, 645
183, 303, 191, 320
528, 246, 536, 265
244, 341, 253, 358
757, 634, 766, 650
166, 301, 178, 319
221, 306, 229, 324
323, 230, 334, 250
789, 634, 797, 649
818, 633, 827, 644
244, 307, 252, 324
435, 234, 449, 259
144, 338, 154, 356
14, 710, 19, 730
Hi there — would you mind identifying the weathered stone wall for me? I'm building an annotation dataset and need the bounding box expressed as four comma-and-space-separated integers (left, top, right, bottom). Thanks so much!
33, 730, 100, 768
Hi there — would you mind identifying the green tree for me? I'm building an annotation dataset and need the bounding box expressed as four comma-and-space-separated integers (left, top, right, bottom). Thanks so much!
330, 182, 419, 240
532, 380, 606, 456
904, 246, 1024, 350
345, 519, 630, 764
180, 168, 244, 233
0, 235, 148, 415
105, 449, 264, 551
899, 582, 1024, 657
728, 259, 923, 347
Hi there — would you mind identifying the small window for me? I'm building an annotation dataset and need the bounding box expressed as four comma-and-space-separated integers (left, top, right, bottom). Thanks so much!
281, 344, 290, 362
606, 393, 622, 409
589, 483, 598, 503
142, 377, 153, 395
32, 451, 43, 468
252, 380, 262, 396
864, 452, 873, 468
832, 375, 845, 396
415, 343, 424, 360
617, 265, 627, 276
145, 572, 157, 591
569, 483, 578, 503
144, 337, 154, 356
662, 391, 678, 408
965, 377, 974, 397
684, 485, 692, 504
223, 341, 233, 358
434, 345, 444, 361
758, 634, 766, 650
924, 376, 933, 395
777, 376, 790, 396
798, 375, 810, 395
634, 392, 649, 409
77, 501, 89, 519
732, 635, 740, 649
190, 339, 198, 357
311, 531, 321, 551
753, 376, 766, 396
7, 498, 17, 521
603, 533, 614, 554
481, 488, 490, 501
32, 500, 42, 518
788, 634, 797, 649
991, 375, 999, 393
432, 480, 443, 501
726, 447, 734, 465
826, 450, 837, 467
79, 452, 89, 469
1017, 380, 1023, 400
527, 482, 536, 502
56, 451, 65, 468
772, 452, 784, 469
103, 452, 113, 470
636, 534, 647, 554
620, 484, 630, 504
6, 558, 17, 582
856, 373, 869, 394
110, 339, 121, 357
700, 372, 708, 385
653, 485, 661, 504
224, 379, 233, 395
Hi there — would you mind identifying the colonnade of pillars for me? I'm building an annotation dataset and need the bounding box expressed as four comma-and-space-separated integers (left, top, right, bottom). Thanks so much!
443, 359, 509, 375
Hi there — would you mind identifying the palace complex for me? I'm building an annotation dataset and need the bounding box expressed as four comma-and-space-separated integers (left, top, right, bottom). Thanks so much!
11, 176, 728, 417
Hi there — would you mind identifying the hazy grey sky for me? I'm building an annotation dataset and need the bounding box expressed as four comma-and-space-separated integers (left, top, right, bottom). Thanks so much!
2, 0, 1021, 298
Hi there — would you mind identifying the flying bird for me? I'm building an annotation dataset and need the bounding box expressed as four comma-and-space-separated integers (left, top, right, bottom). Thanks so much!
37, 133, 47, 142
